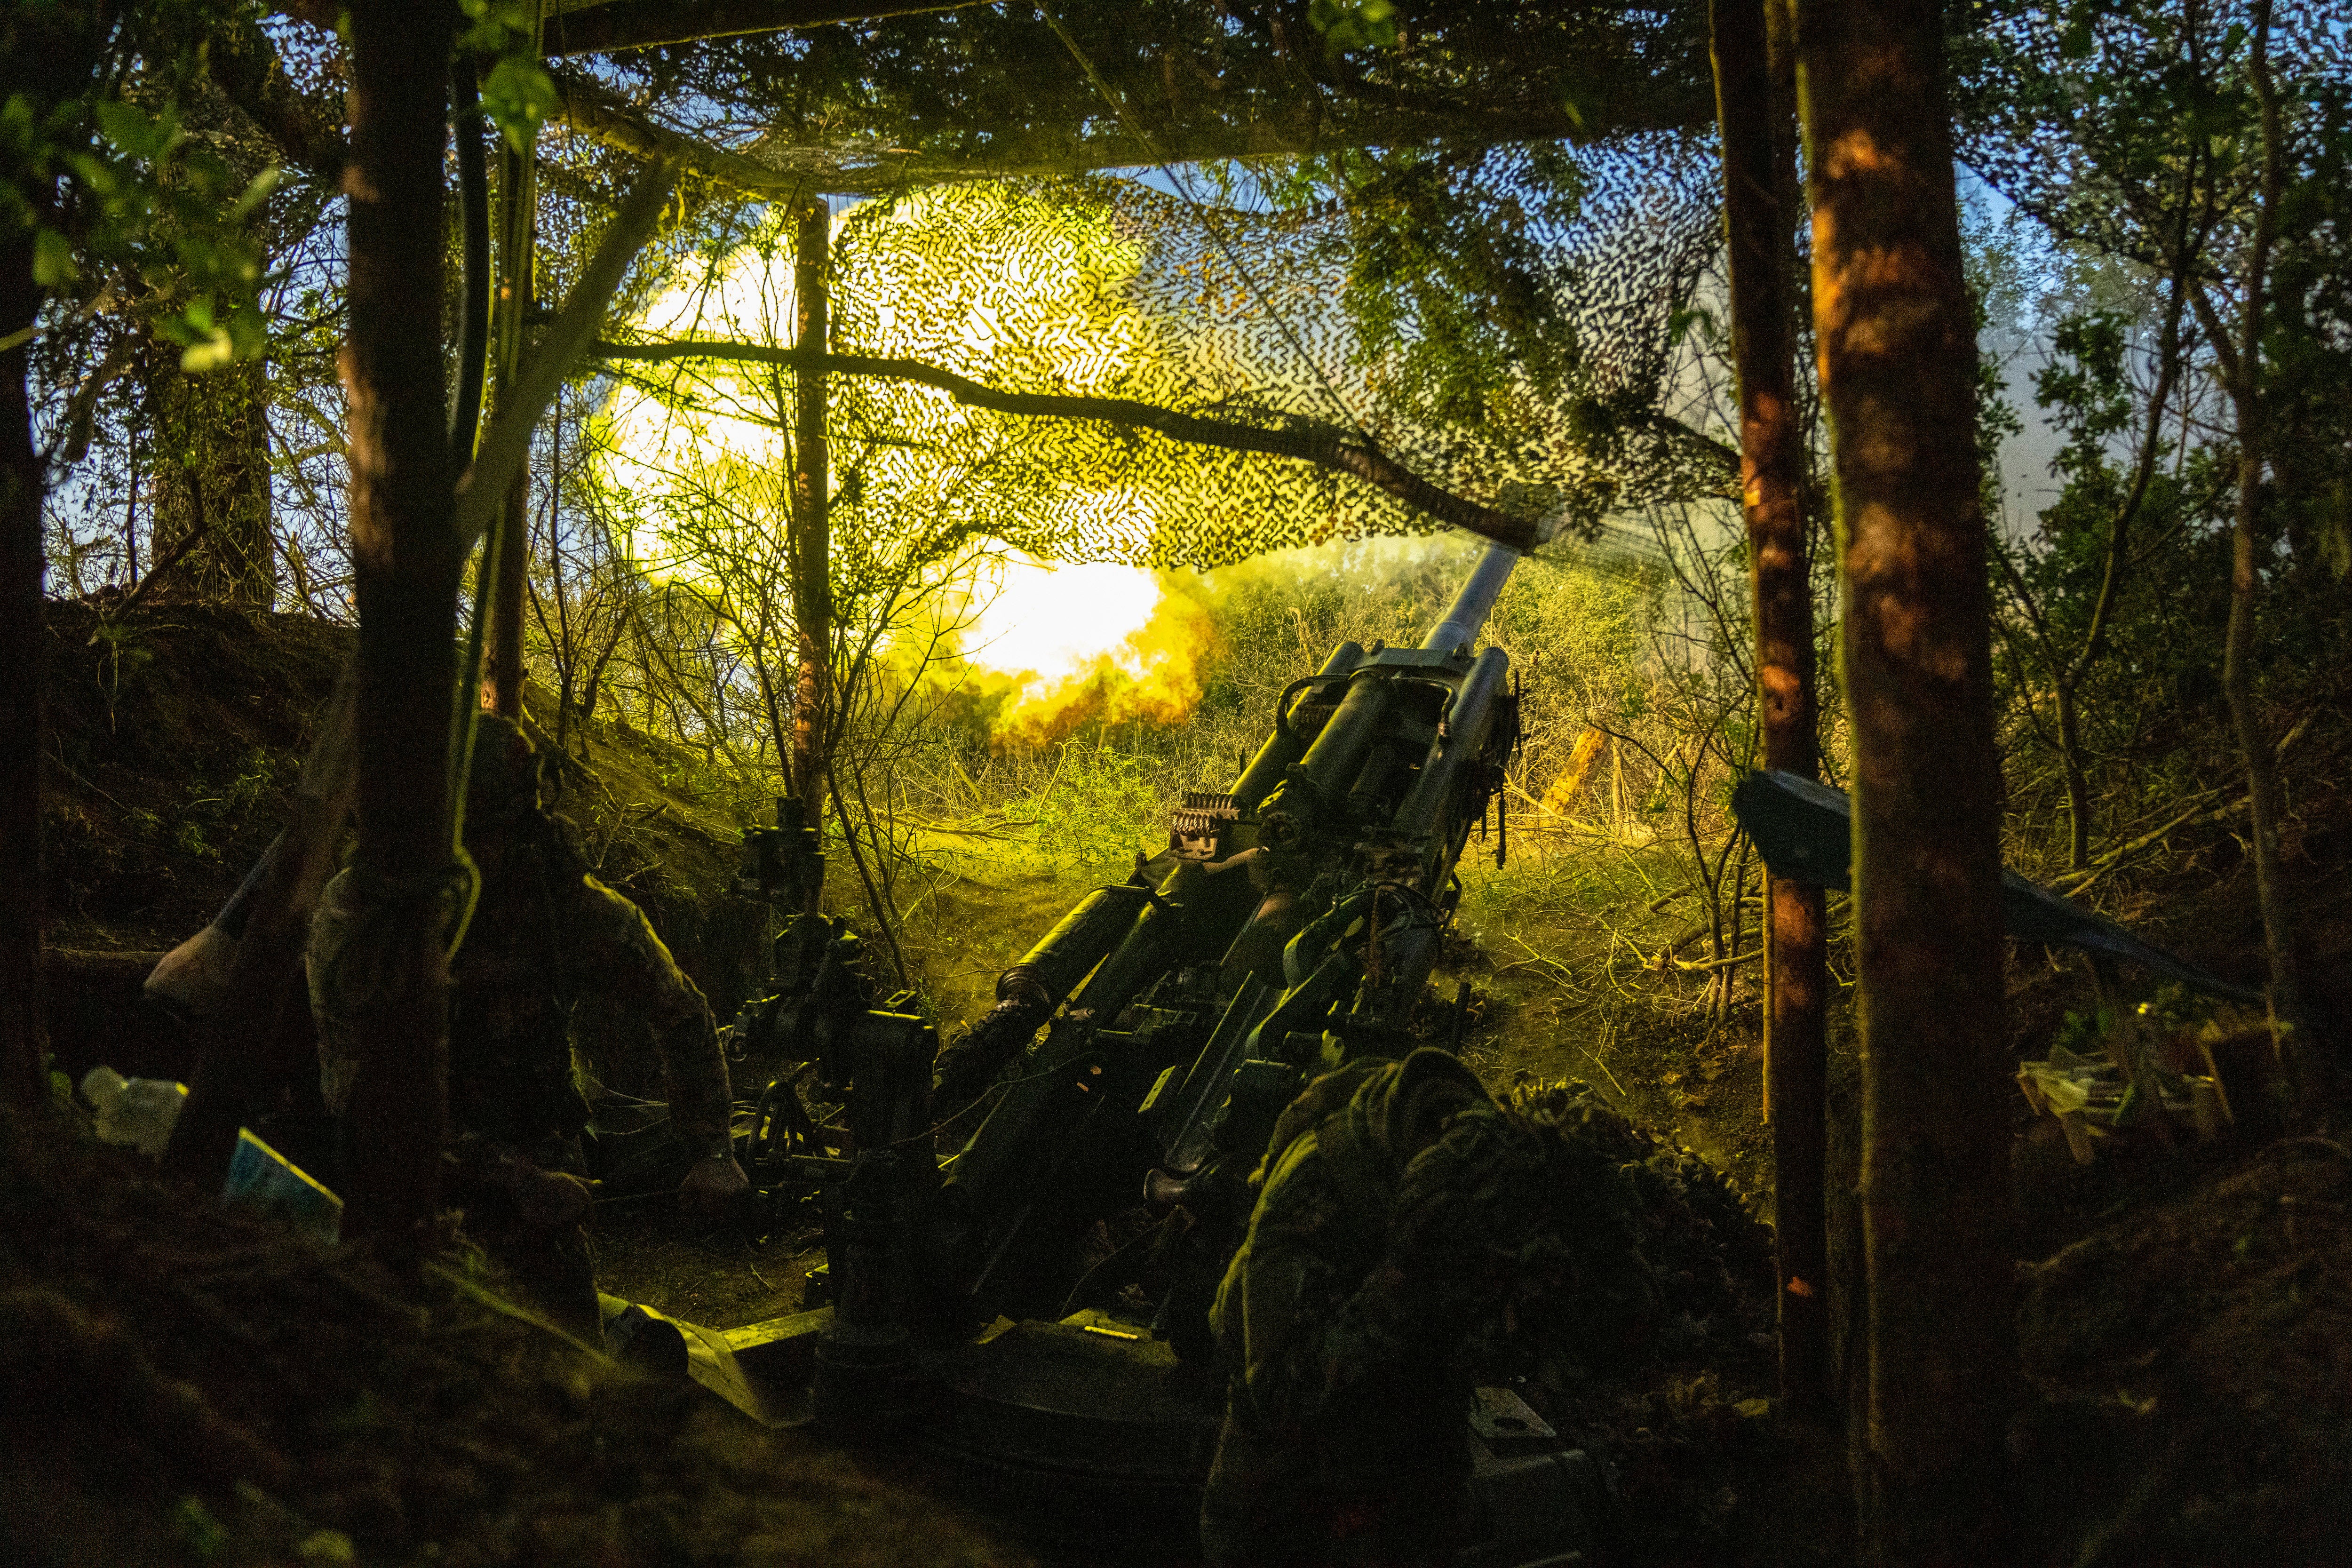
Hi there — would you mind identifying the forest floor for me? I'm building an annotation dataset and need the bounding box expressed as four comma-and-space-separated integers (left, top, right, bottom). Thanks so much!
23, 599, 2352, 1565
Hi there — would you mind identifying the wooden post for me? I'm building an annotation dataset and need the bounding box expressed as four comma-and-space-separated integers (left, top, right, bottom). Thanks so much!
1711, 0, 1831, 1425
338, 0, 462, 1256
791, 197, 831, 909
1795, 1, 2015, 1560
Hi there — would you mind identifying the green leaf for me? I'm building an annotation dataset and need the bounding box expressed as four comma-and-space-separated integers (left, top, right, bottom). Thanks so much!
481, 56, 557, 154
174, 1495, 226, 1560
31, 227, 78, 286
230, 166, 283, 223
1308, 0, 1398, 56
180, 328, 238, 373
94, 97, 180, 162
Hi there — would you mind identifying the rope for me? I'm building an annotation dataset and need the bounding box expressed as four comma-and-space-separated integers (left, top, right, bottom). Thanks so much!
316, 855, 485, 1013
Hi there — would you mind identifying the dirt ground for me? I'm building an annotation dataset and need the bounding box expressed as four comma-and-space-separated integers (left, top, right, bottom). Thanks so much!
0, 1104, 1038, 1568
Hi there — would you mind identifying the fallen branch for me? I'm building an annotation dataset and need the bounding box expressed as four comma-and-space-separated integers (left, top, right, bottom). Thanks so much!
1669, 947, 1759, 974
591, 337, 1547, 551
108, 512, 215, 617
2054, 716, 2312, 892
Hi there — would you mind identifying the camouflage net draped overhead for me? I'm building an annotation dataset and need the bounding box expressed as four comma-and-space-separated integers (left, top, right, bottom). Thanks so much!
603, 136, 1725, 571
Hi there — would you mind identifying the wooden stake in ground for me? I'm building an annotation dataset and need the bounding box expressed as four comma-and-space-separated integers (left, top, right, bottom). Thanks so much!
1795, 1, 2014, 1560
790, 197, 831, 907
1710, 0, 1831, 1425
338, 0, 463, 1256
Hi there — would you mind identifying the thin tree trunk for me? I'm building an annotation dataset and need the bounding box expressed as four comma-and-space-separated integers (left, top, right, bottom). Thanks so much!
2052, 266, 2190, 872
339, 0, 461, 1256
2219, 2, 2308, 1093
1713, 0, 1831, 1425
2055, 679, 2092, 871
791, 199, 830, 911
1796, 2, 2013, 1560
482, 58, 540, 720
549, 413, 577, 752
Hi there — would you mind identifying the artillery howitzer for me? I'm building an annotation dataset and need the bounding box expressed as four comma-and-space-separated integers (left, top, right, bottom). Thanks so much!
717, 542, 1605, 1562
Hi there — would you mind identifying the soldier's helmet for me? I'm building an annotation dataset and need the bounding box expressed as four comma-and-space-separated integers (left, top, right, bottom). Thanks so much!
464, 713, 544, 829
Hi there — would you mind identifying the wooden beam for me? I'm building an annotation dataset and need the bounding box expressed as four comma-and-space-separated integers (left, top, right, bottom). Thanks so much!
546, 0, 976, 56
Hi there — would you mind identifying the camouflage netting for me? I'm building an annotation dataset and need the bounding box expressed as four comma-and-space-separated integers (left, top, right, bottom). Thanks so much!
600, 135, 1725, 571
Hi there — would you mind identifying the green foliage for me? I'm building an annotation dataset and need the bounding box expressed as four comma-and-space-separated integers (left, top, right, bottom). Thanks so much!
174, 818, 214, 861
1308, 0, 1398, 56
2035, 312, 2134, 470
0, 5, 278, 371
1014, 737, 1163, 874
458, 0, 559, 153
222, 747, 279, 817
1958, 0, 2351, 874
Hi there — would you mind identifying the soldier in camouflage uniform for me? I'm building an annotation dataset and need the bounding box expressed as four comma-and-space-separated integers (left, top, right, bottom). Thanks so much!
309, 715, 745, 1339
1199, 1047, 1601, 1568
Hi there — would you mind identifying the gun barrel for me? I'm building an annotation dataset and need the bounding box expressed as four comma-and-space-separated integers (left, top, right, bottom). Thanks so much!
1230, 640, 1364, 812
1420, 542, 1522, 655
1393, 646, 1511, 839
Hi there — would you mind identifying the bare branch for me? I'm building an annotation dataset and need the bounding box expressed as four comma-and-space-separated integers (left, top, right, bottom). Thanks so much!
547, 1, 976, 56
590, 337, 1547, 551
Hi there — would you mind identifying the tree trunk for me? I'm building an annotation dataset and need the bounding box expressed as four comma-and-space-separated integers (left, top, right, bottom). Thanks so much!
790, 198, 830, 910
0, 229, 48, 1109
1795, 2, 2014, 1561
338, 0, 461, 1256
147, 349, 276, 607
485, 472, 530, 717
0, 3, 108, 1106
2219, 2, 2310, 1094
1712, 0, 1832, 1426
480, 30, 540, 721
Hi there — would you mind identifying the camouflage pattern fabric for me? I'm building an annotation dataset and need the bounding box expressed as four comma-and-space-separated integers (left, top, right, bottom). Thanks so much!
450, 822, 732, 1158
309, 819, 733, 1159
1200, 1048, 1579, 1567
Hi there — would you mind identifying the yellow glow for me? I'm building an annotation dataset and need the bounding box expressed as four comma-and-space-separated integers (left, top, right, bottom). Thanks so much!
946, 552, 1211, 746
963, 555, 1163, 685
587, 184, 1360, 749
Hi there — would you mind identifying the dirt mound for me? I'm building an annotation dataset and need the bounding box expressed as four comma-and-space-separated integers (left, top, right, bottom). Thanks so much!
43, 601, 350, 952
37, 602, 772, 1096
2014, 1131, 2352, 1566
0, 1102, 1032, 1568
